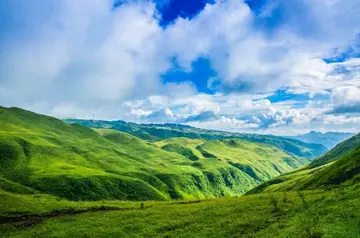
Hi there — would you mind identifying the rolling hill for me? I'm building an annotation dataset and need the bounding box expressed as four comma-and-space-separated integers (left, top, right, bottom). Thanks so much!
64, 119, 327, 159
1, 106, 360, 237
288, 131, 355, 150
248, 133, 360, 194
0, 106, 309, 201
154, 137, 309, 182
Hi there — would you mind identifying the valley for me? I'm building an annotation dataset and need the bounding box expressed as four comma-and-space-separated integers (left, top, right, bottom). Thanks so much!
2, 0, 360, 237
1, 106, 360, 237
0, 106, 311, 201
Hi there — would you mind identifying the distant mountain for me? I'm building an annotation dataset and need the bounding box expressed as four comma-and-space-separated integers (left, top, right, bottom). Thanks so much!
0, 106, 310, 201
64, 119, 327, 159
248, 133, 360, 194
288, 131, 355, 150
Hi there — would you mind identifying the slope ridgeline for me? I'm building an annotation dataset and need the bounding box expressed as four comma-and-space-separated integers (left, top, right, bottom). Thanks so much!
288, 131, 354, 150
0, 106, 309, 201
248, 133, 360, 194
64, 119, 327, 159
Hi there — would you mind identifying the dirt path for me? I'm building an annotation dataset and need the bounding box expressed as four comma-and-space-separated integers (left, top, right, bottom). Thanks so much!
0, 200, 204, 229
0, 206, 125, 229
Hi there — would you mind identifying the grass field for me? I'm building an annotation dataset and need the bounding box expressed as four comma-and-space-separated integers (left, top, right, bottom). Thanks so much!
1, 186, 360, 237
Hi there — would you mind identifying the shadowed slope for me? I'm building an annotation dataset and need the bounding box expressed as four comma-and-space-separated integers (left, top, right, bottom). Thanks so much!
0, 106, 309, 201
248, 133, 360, 194
64, 119, 327, 159
309, 133, 360, 168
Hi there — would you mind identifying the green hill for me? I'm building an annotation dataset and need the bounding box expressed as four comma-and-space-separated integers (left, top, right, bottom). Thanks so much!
1, 107, 359, 237
248, 133, 360, 194
309, 133, 360, 168
64, 119, 327, 159
0, 106, 309, 201
155, 137, 309, 182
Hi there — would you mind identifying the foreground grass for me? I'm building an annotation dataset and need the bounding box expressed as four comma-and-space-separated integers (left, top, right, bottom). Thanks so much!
0, 190, 140, 216
1, 187, 360, 237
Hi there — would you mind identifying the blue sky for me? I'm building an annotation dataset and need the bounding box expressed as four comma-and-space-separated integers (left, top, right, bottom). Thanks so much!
1, 0, 360, 135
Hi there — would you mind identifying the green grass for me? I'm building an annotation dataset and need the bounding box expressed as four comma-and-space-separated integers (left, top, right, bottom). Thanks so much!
1, 186, 360, 237
0, 106, 309, 201
156, 137, 309, 181
248, 133, 360, 194
1, 107, 360, 237
0, 189, 134, 216
309, 133, 360, 168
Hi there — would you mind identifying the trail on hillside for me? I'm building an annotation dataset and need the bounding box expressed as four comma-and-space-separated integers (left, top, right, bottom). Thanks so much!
0, 206, 124, 229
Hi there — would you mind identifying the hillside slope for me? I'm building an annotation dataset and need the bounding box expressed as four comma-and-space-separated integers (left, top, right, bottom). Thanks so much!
64, 119, 327, 159
248, 133, 360, 193
0, 106, 308, 201
155, 137, 309, 182
288, 131, 354, 149
309, 133, 360, 168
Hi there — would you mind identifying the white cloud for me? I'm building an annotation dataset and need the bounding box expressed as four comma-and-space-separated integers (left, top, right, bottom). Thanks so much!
188, 116, 259, 131
323, 114, 360, 125
329, 86, 360, 114
1, 0, 169, 106
331, 86, 360, 106
1, 0, 360, 134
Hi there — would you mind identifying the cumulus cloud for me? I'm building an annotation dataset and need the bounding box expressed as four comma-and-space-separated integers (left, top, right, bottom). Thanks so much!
144, 108, 176, 123
184, 110, 219, 122
249, 108, 312, 129
0, 0, 168, 106
188, 116, 259, 131
160, 0, 360, 96
329, 86, 360, 114
1, 0, 360, 134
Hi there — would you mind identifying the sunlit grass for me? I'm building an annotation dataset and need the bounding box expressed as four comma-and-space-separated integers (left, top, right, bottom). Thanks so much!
1, 187, 360, 237
0, 107, 310, 201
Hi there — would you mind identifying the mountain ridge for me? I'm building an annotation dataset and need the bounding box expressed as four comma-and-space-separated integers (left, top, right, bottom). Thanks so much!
288, 131, 355, 150
0, 106, 309, 201
64, 118, 327, 159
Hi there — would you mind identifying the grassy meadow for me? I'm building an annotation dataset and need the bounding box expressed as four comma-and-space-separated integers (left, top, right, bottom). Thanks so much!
1, 186, 360, 237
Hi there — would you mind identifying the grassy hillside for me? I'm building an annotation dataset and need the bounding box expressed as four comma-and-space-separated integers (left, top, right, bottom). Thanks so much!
1, 107, 359, 237
248, 133, 360, 194
1, 186, 359, 237
155, 137, 309, 182
309, 133, 360, 168
0, 106, 308, 201
64, 119, 327, 159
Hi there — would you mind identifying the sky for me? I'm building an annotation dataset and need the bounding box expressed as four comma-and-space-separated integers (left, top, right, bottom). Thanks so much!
1, 0, 360, 136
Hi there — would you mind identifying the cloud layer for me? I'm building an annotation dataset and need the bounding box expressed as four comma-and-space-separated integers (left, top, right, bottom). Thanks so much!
1, 0, 360, 135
